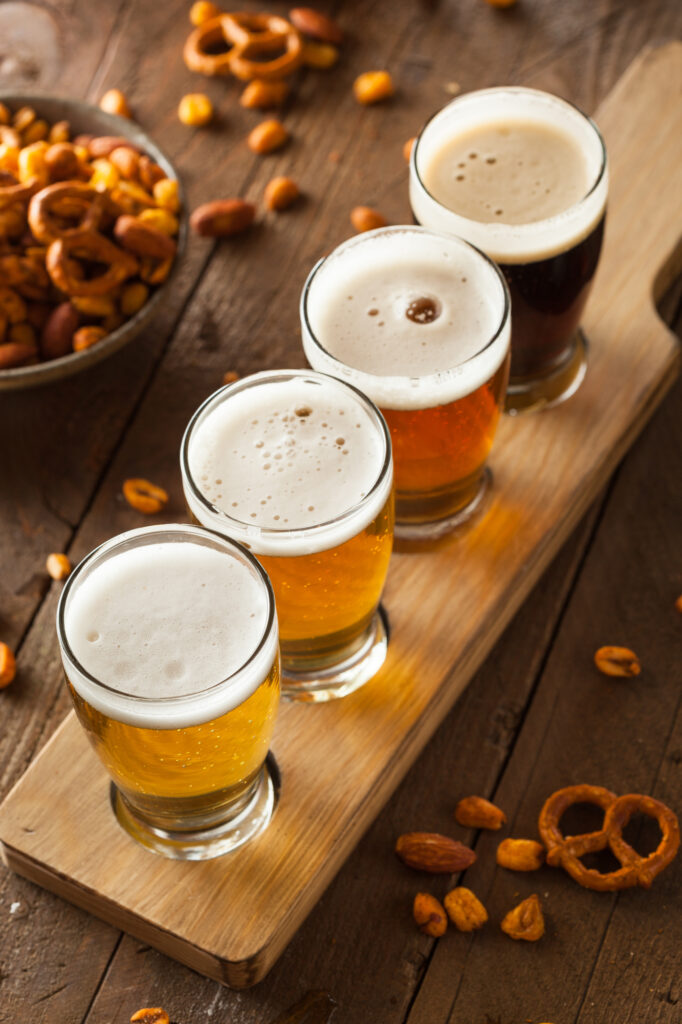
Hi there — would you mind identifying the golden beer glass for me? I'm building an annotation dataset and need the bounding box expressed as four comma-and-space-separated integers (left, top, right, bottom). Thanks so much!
410, 87, 608, 413
301, 226, 510, 539
181, 370, 394, 702
57, 524, 280, 860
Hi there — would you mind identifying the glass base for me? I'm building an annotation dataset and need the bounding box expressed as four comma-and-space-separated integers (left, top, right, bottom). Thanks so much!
282, 607, 388, 702
505, 331, 588, 415
111, 758, 279, 861
394, 467, 491, 544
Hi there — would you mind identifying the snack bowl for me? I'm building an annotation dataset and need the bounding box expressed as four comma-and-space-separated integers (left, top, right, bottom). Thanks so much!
0, 92, 187, 391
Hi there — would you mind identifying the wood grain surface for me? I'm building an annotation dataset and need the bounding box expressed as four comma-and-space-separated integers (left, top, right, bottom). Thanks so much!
0, 1, 681, 1021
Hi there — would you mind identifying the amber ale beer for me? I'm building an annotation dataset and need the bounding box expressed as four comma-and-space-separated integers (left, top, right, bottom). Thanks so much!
301, 226, 510, 538
57, 524, 280, 860
410, 87, 608, 412
182, 370, 394, 701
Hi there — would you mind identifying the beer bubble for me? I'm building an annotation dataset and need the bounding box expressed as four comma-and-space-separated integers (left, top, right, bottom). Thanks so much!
295, 406, 312, 418
486, 157, 496, 164
456, 174, 465, 181
406, 296, 442, 324
468, 152, 477, 159
368, 308, 379, 317
164, 660, 184, 680
495, 209, 503, 216
87, 631, 100, 643
335, 437, 345, 445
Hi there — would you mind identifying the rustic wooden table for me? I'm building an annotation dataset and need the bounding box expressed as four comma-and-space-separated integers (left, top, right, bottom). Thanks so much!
1, 1, 681, 1021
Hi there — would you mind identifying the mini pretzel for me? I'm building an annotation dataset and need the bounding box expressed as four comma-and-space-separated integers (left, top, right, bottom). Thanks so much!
539, 784, 680, 891
28, 183, 116, 244
46, 229, 138, 297
0, 176, 41, 211
184, 13, 302, 81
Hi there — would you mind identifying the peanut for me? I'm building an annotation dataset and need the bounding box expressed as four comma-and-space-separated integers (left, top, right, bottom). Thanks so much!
120, 282, 150, 317
130, 1012, 170, 1024
71, 295, 116, 318
123, 478, 169, 515
413, 892, 447, 937
46, 553, 71, 580
350, 205, 387, 233
454, 795, 506, 830
44, 142, 80, 180
138, 156, 166, 190
109, 145, 140, 180
48, 120, 70, 144
353, 71, 395, 105
247, 119, 289, 155
153, 178, 180, 212
22, 120, 49, 145
189, 1, 221, 25
99, 89, 132, 119
302, 42, 339, 70
190, 199, 255, 237
484, 0, 518, 7
500, 894, 545, 941
0, 102, 9, 125
139, 207, 180, 236
264, 176, 300, 211
0, 642, 16, 688
223, 370, 240, 386
289, 7, 343, 44
13, 106, 36, 132
676, 595, 682, 614
403, 136, 416, 163
240, 79, 289, 110
73, 326, 107, 352
443, 887, 488, 931
594, 646, 641, 677
496, 838, 545, 872
178, 93, 213, 127
90, 157, 120, 190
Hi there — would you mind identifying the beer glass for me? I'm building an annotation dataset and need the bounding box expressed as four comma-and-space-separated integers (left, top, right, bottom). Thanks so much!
300, 226, 510, 539
181, 370, 394, 702
410, 87, 608, 413
57, 523, 280, 860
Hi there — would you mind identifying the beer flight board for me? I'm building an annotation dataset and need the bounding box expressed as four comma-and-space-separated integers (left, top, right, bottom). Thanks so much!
0, 44, 680, 988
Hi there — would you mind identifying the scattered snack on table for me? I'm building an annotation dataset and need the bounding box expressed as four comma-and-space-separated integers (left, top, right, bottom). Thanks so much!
122, 478, 169, 514
240, 79, 290, 109
0, 642, 16, 688
178, 92, 214, 126
189, 0, 221, 25
496, 837, 545, 871
184, 13, 303, 81
289, 7, 344, 44
222, 369, 239, 385
444, 887, 488, 931
538, 784, 680, 891
350, 205, 387, 233
500, 894, 545, 941
46, 553, 71, 580
403, 136, 416, 163
353, 70, 395, 105
130, 1011, 170, 1024
675, 595, 682, 613
0, 104, 180, 369
247, 118, 289, 154
301, 41, 339, 69
593, 645, 641, 677
98, 89, 132, 119
396, 832, 476, 873
484, 0, 518, 7
190, 198, 256, 237
264, 175, 299, 211
413, 892, 448, 936
454, 795, 506, 830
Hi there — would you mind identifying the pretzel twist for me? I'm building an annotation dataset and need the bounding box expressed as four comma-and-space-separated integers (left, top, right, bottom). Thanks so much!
28, 182, 117, 244
538, 784, 680, 892
46, 229, 138, 297
184, 13, 302, 81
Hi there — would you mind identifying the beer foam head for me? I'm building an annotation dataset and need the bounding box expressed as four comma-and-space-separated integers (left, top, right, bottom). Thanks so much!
411, 87, 608, 264
183, 371, 393, 557
301, 227, 510, 411
58, 525, 278, 729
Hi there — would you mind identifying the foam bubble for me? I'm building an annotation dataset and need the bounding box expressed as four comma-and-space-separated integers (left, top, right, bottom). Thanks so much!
60, 530, 277, 729
411, 87, 608, 264
183, 373, 392, 556
301, 228, 510, 410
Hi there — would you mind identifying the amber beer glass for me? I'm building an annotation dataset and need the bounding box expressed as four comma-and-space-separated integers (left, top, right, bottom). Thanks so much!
301, 226, 510, 538
410, 87, 608, 413
181, 370, 394, 702
57, 524, 280, 860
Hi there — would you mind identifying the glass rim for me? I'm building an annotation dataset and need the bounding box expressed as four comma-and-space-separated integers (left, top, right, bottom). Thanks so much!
411, 86, 608, 234
301, 224, 511, 388
56, 522, 278, 708
181, 368, 393, 546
